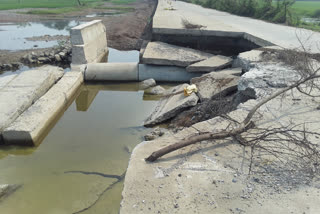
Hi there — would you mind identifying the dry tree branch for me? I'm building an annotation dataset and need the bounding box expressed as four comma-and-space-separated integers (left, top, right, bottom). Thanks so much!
145, 51, 320, 162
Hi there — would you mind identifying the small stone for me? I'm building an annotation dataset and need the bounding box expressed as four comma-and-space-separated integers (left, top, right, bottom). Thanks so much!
253, 177, 260, 183
140, 78, 156, 90
174, 203, 179, 208
232, 178, 237, 183
59, 52, 66, 58
145, 85, 166, 95
54, 54, 61, 62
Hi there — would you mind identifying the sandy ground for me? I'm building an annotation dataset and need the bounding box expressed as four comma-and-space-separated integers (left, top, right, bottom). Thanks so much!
0, 0, 157, 64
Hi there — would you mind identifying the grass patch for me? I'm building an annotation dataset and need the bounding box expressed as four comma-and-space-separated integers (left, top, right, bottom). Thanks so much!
96, 6, 135, 11
291, 1, 320, 17
23, 7, 80, 15
0, 0, 104, 10
111, 0, 136, 5
298, 22, 320, 32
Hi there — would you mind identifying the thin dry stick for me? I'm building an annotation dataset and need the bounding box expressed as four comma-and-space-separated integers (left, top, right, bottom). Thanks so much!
145, 72, 320, 162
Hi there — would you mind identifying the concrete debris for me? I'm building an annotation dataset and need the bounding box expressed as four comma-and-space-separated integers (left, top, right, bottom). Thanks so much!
191, 72, 239, 101
144, 84, 199, 126
145, 85, 166, 95
233, 50, 264, 72
186, 55, 233, 72
140, 78, 156, 90
142, 41, 212, 67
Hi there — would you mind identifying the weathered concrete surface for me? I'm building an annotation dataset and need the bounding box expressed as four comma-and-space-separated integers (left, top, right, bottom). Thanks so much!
121, 86, 320, 214
144, 84, 199, 126
233, 49, 264, 72
85, 63, 139, 81
153, 0, 320, 53
238, 62, 300, 99
142, 42, 212, 67
138, 64, 202, 82
186, 55, 233, 72
121, 103, 320, 213
140, 78, 156, 90
191, 72, 239, 101
3, 72, 83, 146
217, 67, 242, 76
0, 74, 17, 90
145, 85, 166, 95
0, 66, 64, 132
71, 20, 108, 66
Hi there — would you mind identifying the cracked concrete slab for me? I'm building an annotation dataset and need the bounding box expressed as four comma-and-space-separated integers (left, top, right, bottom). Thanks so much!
0, 66, 64, 132
142, 41, 213, 67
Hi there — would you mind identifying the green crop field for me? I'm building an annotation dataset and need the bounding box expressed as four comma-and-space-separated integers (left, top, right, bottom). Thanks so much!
0, 0, 136, 10
0, 0, 103, 10
291, 1, 320, 17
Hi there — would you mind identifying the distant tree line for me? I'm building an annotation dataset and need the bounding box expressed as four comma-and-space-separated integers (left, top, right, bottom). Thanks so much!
189, 0, 299, 26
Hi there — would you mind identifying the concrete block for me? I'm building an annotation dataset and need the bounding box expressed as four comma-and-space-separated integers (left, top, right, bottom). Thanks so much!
85, 63, 139, 81
72, 34, 108, 64
71, 20, 108, 66
233, 49, 264, 71
142, 41, 212, 67
138, 64, 202, 82
144, 84, 199, 126
186, 55, 233, 72
0, 66, 64, 131
191, 72, 239, 101
71, 20, 106, 45
3, 72, 83, 146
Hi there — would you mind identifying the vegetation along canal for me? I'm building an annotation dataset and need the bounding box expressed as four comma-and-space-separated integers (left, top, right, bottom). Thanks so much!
0, 50, 158, 214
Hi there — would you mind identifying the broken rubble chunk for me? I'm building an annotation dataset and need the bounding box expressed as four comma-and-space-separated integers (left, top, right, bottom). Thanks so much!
142, 41, 212, 67
233, 49, 264, 72
144, 84, 199, 126
0, 184, 22, 202
145, 85, 166, 95
140, 78, 156, 90
191, 72, 239, 101
186, 55, 233, 72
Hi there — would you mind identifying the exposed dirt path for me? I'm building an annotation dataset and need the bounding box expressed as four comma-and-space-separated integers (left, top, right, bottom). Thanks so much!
0, 0, 157, 65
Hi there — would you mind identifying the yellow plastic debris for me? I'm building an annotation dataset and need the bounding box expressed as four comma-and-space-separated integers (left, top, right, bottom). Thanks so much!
184, 84, 198, 96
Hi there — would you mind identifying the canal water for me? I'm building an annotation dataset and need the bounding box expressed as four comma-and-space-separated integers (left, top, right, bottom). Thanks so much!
0, 46, 157, 213
0, 20, 83, 51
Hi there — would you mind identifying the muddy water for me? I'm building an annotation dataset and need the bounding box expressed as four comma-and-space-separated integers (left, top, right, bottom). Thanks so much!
0, 83, 157, 214
0, 49, 158, 213
0, 20, 83, 50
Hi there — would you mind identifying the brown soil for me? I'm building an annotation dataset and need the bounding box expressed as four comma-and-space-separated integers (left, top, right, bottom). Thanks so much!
0, 0, 157, 64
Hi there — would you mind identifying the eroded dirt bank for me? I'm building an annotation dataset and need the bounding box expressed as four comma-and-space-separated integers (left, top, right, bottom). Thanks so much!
0, 0, 157, 65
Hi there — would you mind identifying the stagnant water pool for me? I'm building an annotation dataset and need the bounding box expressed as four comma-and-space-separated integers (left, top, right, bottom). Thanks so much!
0, 48, 157, 213
0, 20, 84, 51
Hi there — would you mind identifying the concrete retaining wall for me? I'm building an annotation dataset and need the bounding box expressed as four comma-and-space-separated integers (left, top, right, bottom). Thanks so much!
2, 72, 83, 146
0, 66, 64, 133
0, 74, 17, 90
152, 30, 270, 56
71, 20, 108, 68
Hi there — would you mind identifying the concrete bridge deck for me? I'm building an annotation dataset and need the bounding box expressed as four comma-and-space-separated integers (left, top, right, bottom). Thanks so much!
153, 0, 320, 53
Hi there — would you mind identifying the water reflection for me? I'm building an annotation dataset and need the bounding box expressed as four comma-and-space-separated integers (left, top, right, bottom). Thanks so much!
75, 86, 99, 111
0, 83, 157, 214
0, 20, 84, 50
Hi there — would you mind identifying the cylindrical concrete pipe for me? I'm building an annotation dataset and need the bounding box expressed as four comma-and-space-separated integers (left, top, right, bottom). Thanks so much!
85, 63, 139, 81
